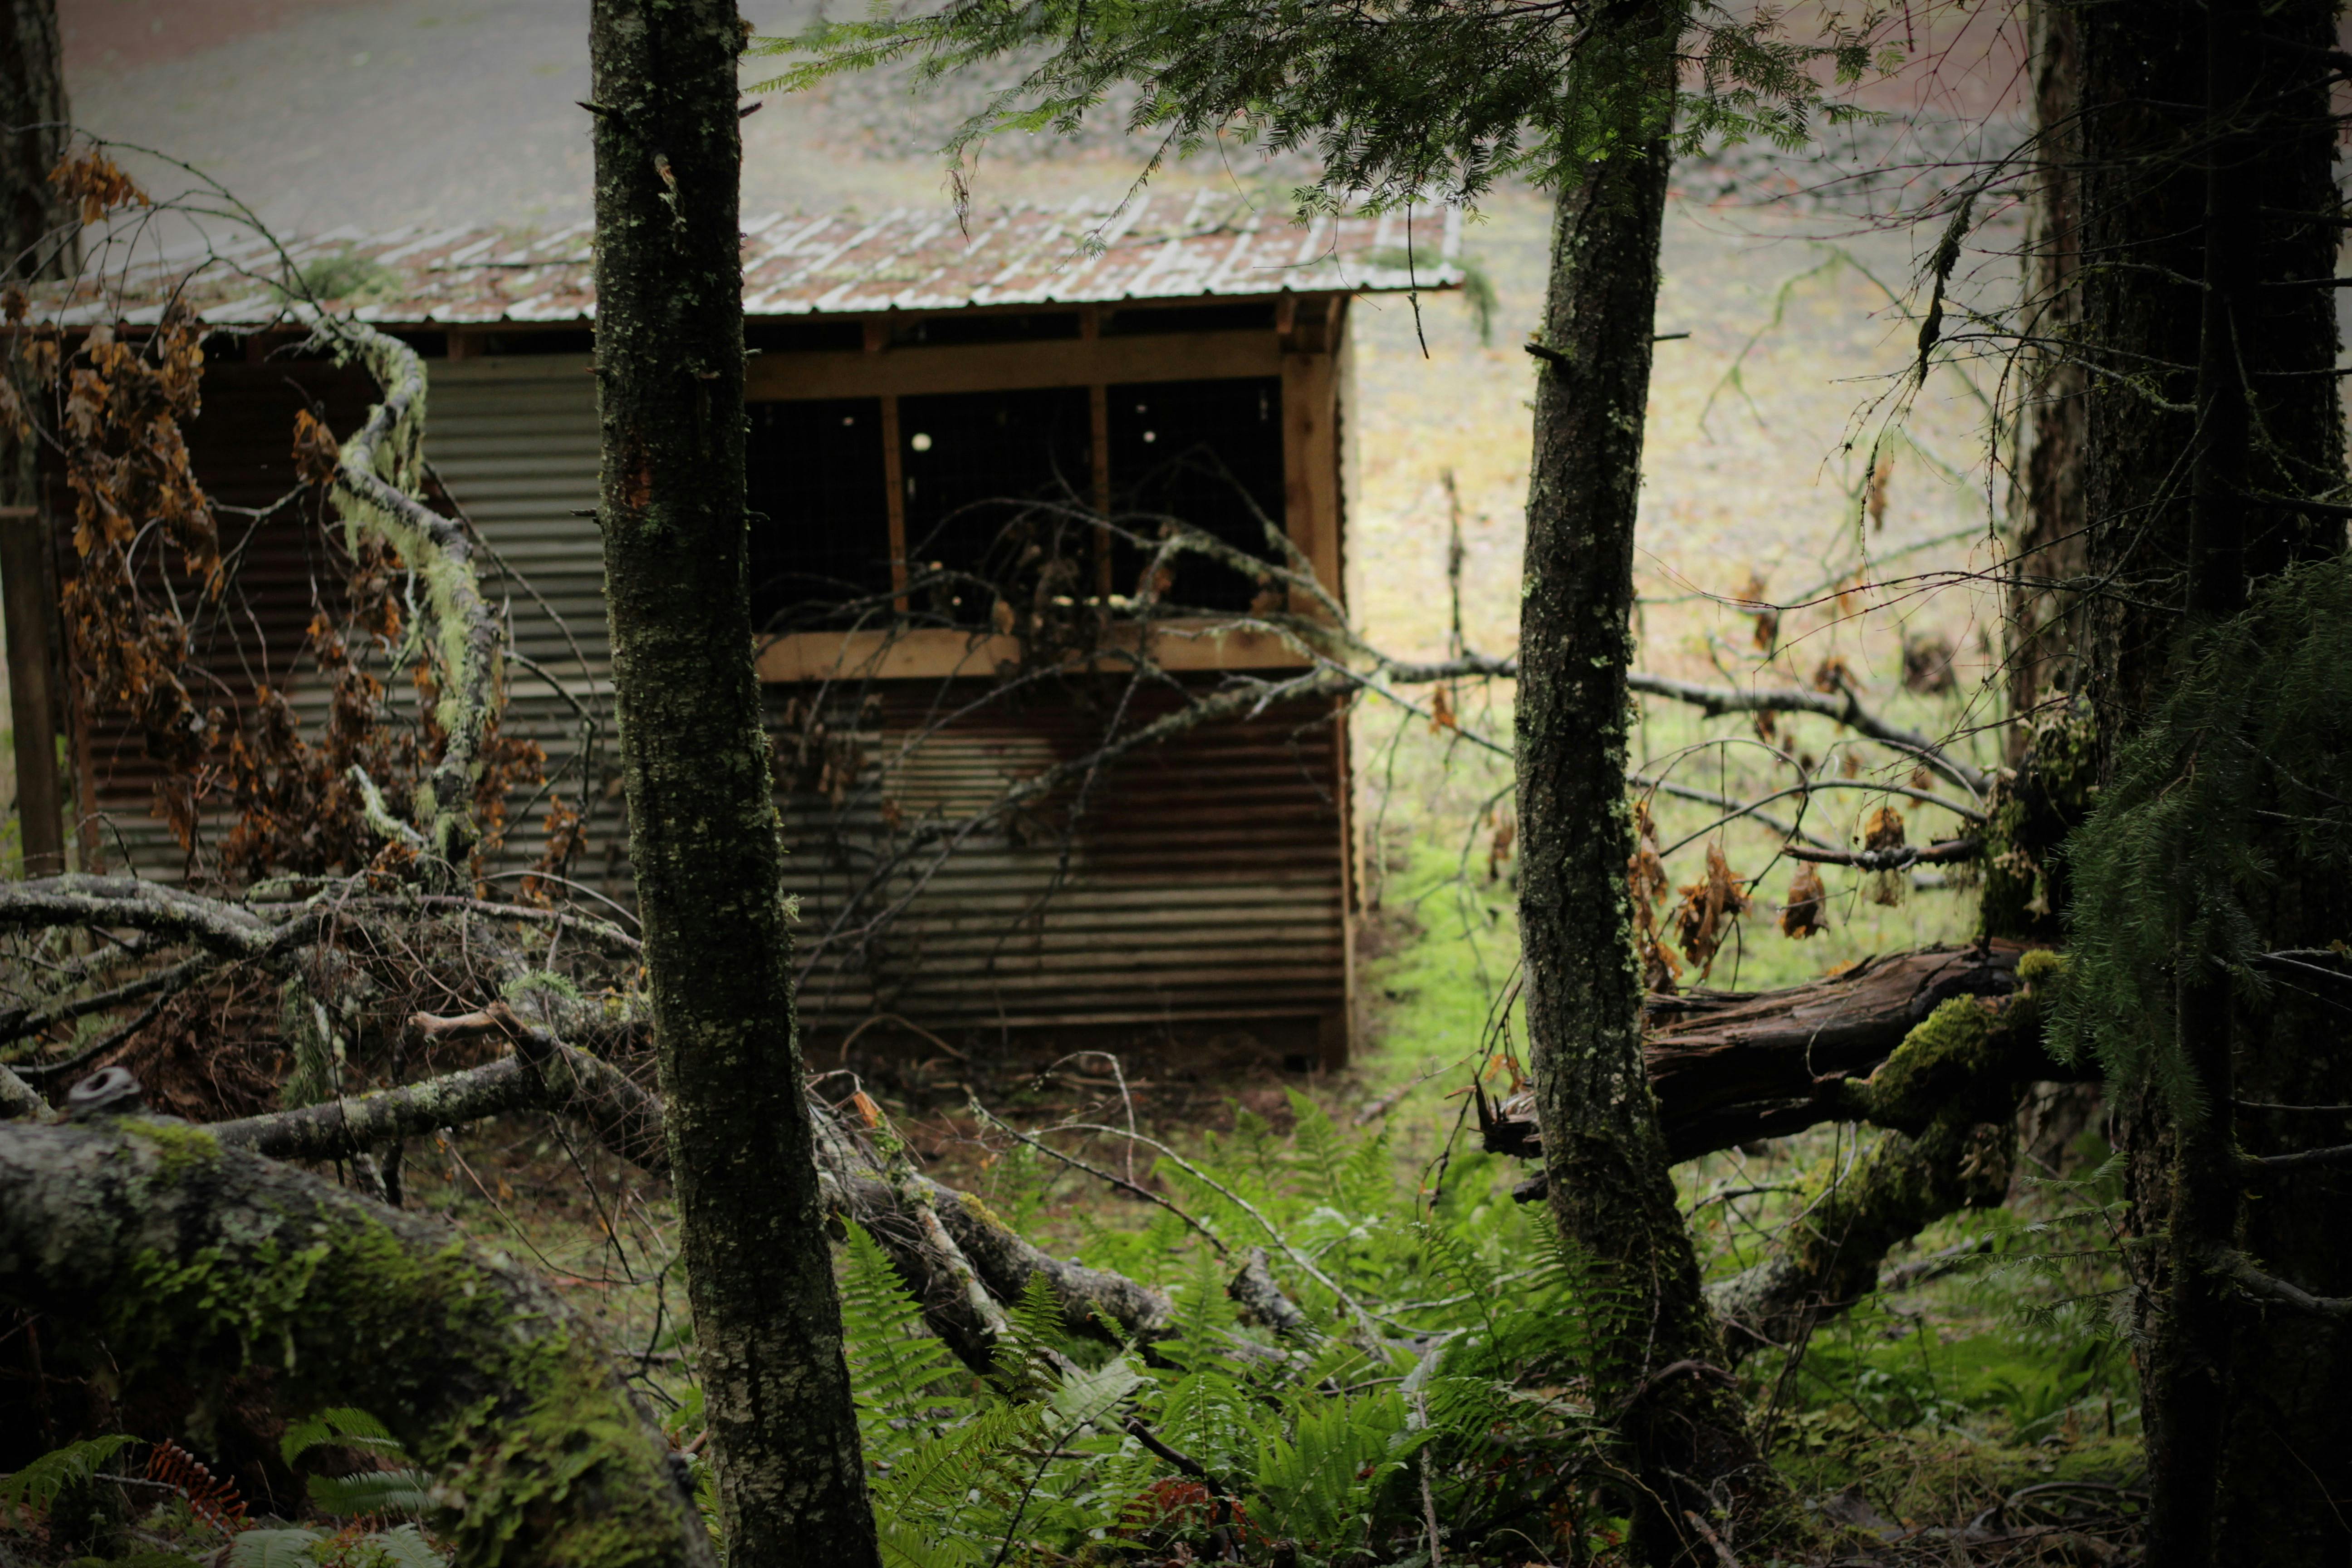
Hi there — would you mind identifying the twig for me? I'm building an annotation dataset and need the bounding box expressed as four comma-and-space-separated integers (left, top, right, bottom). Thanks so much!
1786, 838, 1982, 871
967, 1096, 1229, 1257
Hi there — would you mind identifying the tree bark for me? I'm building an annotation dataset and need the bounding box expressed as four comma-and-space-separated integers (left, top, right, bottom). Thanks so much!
1, 0, 73, 877
0, 1118, 718, 1568
587, 5, 878, 1564
2074, 0, 2351, 1560
1514, 15, 1776, 1560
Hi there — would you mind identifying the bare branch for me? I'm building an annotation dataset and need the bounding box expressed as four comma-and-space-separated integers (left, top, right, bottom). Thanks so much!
2208, 1245, 2352, 1318
1787, 837, 1983, 870
1627, 671, 1989, 795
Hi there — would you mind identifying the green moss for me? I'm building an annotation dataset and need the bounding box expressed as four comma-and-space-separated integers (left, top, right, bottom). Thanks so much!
2016, 947, 2068, 989
99, 1161, 686, 1568
1835, 995, 2003, 1133
122, 1118, 220, 1181
1981, 709, 2099, 941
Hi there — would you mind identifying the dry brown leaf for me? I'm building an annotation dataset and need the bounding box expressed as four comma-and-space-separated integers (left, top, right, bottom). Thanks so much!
1669, 841, 1752, 982
1487, 813, 1516, 882
1868, 450, 1894, 531
1628, 801, 1681, 991
1780, 861, 1829, 939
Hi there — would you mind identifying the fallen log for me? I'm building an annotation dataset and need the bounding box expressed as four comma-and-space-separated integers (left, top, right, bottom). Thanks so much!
0, 1118, 715, 1568
1483, 942, 2068, 1172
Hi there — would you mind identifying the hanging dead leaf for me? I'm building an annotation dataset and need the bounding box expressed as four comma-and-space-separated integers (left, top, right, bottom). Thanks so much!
1487, 813, 1515, 882
1627, 800, 1680, 991
1902, 632, 1956, 693
1780, 862, 1829, 939
1736, 571, 1779, 653
1862, 804, 1907, 907
1669, 841, 1752, 981
1812, 657, 1855, 695
1863, 805, 1907, 853
1910, 765, 1932, 791
1430, 684, 1458, 734
1841, 749, 1862, 779
1752, 709, 1778, 745
292, 408, 341, 487
1868, 450, 1894, 531
49, 149, 148, 225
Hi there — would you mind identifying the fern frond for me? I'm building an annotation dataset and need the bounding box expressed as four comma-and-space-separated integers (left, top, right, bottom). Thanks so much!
227, 1529, 326, 1568
281, 1408, 404, 1467
306, 1469, 432, 1520
0, 1434, 138, 1512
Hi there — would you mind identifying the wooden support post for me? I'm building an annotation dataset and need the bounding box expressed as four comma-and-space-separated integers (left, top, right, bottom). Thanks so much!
880, 394, 910, 612
0, 503, 65, 874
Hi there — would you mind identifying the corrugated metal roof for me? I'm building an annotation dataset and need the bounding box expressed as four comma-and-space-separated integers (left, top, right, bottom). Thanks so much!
53, 192, 1461, 327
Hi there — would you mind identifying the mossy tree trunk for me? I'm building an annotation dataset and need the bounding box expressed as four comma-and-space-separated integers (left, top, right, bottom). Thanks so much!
1514, 13, 1775, 1562
586, 5, 879, 1565
2074, 0, 2351, 1560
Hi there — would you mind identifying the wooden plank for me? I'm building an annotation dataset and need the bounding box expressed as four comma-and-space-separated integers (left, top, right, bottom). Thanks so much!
755, 622, 1313, 683
1280, 345, 1344, 613
0, 505, 64, 873
880, 395, 909, 607
1088, 381, 1112, 598
745, 330, 1281, 402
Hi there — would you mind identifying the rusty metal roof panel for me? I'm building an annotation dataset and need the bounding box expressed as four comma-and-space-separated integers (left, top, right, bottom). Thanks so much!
52, 194, 1458, 327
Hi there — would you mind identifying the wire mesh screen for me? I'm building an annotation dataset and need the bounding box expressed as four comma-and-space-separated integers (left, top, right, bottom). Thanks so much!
1108, 377, 1286, 611
897, 387, 1093, 626
747, 397, 893, 631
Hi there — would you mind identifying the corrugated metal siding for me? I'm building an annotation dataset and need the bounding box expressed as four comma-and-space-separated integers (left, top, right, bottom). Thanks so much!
782, 681, 1348, 1036
423, 358, 621, 885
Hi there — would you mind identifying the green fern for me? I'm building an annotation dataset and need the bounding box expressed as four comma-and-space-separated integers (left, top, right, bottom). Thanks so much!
0, 1433, 137, 1512
305, 1470, 432, 1520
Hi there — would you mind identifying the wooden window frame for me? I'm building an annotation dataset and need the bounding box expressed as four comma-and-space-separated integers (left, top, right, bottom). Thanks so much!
748, 294, 1346, 684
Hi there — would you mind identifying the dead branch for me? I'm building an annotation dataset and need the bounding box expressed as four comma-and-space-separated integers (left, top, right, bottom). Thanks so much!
1626, 671, 1990, 795
1787, 837, 1983, 870
311, 323, 504, 872
2206, 1245, 2352, 1318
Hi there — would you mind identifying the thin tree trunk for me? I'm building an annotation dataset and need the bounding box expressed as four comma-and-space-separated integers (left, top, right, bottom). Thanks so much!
1, 0, 73, 876
1515, 17, 1777, 1561
587, 5, 879, 1564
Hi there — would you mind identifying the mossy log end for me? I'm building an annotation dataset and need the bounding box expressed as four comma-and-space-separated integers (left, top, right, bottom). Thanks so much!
1705, 966, 2068, 1359
0, 1118, 715, 1568
1646, 942, 2044, 1159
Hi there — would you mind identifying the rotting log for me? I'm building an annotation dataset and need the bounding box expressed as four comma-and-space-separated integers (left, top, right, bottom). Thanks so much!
1646, 941, 2059, 1161
1484, 941, 2067, 1173
0, 1117, 717, 1568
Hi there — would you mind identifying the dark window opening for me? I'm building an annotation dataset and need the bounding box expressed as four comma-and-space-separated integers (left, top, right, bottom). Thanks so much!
1103, 302, 1277, 337
891, 312, 1082, 348
478, 329, 595, 357
386, 330, 448, 359
747, 397, 894, 632
1109, 377, 1286, 613
899, 387, 1092, 627
746, 318, 866, 354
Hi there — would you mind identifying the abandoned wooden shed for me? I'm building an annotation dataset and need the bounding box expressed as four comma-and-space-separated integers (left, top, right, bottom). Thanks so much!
10, 195, 1460, 1067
